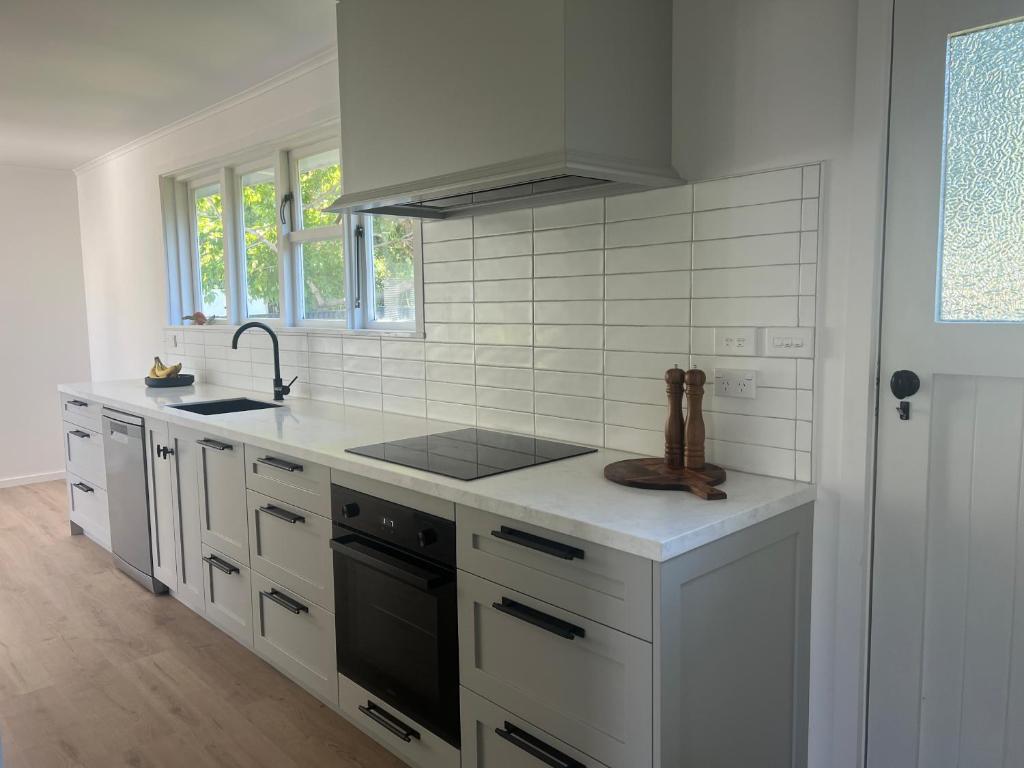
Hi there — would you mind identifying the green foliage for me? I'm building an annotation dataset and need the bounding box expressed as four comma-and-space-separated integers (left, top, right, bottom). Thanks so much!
298, 163, 345, 318
241, 178, 279, 316
372, 217, 416, 320
196, 190, 224, 310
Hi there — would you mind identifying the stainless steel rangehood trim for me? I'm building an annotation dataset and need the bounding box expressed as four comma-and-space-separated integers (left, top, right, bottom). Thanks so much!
331, 0, 680, 220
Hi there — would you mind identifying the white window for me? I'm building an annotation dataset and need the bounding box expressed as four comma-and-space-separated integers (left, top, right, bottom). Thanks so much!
166, 135, 422, 333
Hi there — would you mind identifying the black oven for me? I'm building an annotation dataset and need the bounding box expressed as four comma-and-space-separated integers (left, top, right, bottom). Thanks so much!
330, 484, 460, 747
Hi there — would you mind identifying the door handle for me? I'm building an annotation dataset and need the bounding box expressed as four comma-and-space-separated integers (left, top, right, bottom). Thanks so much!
495, 721, 584, 768
492, 597, 585, 640
256, 456, 303, 473
890, 369, 920, 420
259, 505, 305, 524
68, 429, 91, 439
202, 554, 239, 575
358, 701, 420, 742
197, 438, 233, 451
72, 482, 94, 493
261, 588, 309, 615
491, 526, 584, 560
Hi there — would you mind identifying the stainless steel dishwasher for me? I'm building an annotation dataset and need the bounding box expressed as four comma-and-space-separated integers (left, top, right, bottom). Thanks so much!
102, 408, 168, 594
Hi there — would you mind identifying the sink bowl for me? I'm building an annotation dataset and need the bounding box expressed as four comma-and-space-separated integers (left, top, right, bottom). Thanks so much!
168, 398, 281, 416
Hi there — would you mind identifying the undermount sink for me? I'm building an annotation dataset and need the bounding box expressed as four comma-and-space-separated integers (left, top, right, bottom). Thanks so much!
168, 398, 281, 416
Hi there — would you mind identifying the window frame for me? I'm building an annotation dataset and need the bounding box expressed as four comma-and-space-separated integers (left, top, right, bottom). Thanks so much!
165, 135, 423, 336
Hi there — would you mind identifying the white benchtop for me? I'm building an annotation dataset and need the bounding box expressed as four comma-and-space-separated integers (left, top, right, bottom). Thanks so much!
59, 380, 815, 562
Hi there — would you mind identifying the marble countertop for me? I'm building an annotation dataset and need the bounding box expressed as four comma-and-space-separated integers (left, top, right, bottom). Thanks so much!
59, 380, 816, 562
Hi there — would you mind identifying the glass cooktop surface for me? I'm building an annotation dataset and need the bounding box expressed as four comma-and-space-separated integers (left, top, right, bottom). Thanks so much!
346, 428, 597, 481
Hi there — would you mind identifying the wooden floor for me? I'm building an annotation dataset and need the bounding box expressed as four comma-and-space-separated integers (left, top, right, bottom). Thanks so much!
0, 481, 407, 768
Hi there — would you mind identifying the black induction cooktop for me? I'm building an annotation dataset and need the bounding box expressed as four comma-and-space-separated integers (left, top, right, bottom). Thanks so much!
346, 428, 597, 481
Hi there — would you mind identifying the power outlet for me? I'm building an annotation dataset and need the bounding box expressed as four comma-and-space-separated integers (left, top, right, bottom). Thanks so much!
714, 327, 758, 356
762, 327, 814, 358
714, 368, 758, 399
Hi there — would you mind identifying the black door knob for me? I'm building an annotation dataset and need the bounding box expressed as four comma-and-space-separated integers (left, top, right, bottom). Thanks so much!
890, 370, 920, 400
418, 529, 437, 547
341, 503, 360, 519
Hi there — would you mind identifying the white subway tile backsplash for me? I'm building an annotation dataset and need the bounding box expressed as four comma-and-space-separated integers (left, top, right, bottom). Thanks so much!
169, 162, 819, 481
423, 238, 473, 263
533, 224, 604, 254
692, 233, 800, 270
691, 265, 799, 298
605, 185, 693, 222
534, 325, 604, 349
474, 209, 532, 237
605, 214, 692, 248
605, 242, 690, 274
605, 270, 690, 300
532, 274, 602, 303
533, 199, 604, 230
423, 218, 473, 242
474, 279, 532, 302
693, 168, 802, 211
693, 200, 802, 241
534, 249, 604, 277
475, 232, 533, 259
473, 255, 532, 281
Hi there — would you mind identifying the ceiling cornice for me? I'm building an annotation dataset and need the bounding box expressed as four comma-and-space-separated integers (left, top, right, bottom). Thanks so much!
73, 45, 338, 176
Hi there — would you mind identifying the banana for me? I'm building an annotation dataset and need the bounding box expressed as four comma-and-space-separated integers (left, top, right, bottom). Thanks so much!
149, 357, 182, 379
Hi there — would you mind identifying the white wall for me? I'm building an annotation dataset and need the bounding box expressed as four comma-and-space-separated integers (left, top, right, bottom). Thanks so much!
76, 55, 340, 381
0, 165, 91, 486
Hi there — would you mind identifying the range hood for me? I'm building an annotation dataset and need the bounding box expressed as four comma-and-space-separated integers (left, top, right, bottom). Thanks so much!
328, 0, 680, 220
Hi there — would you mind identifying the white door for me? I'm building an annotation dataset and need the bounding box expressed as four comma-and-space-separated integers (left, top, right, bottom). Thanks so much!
869, 2, 1024, 766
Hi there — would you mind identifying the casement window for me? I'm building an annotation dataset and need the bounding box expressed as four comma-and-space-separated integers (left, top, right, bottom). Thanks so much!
166, 135, 422, 333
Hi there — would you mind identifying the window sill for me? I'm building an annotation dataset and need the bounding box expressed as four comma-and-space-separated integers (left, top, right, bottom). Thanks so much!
167, 323, 424, 340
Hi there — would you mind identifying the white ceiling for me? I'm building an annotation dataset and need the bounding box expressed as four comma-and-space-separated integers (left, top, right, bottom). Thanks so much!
0, 0, 337, 170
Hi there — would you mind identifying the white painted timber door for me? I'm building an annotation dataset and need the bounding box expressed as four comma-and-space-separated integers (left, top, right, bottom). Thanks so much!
868, 1, 1024, 766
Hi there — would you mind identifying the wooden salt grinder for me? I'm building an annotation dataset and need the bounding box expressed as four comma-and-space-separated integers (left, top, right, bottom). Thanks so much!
665, 366, 685, 469
684, 369, 707, 469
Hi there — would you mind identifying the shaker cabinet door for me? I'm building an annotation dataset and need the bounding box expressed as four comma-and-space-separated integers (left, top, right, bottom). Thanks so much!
197, 435, 249, 564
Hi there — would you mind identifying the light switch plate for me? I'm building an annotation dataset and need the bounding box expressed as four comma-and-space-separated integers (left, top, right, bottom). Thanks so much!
714, 368, 757, 399
714, 327, 758, 356
762, 327, 814, 358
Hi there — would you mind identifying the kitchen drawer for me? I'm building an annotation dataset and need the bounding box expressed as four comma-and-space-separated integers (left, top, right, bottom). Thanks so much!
201, 544, 253, 649
461, 687, 611, 768
197, 434, 249, 564
64, 422, 104, 489
338, 673, 459, 768
457, 506, 653, 640
248, 490, 333, 610
67, 472, 109, 545
251, 571, 337, 707
245, 445, 329, 518
458, 572, 653, 768
61, 394, 102, 433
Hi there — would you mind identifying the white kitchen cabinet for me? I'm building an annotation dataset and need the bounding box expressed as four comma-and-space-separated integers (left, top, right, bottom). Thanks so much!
67, 473, 110, 549
202, 543, 254, 649
167, 424, 206, 615
197, 434, 249, 564
144, 419, 178, 591
64, 422, 105, 489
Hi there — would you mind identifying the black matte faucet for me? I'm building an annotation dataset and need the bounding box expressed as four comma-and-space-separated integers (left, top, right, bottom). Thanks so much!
232, 322, 296, 401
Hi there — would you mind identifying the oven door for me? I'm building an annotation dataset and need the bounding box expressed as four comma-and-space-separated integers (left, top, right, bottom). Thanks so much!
331, 532, 460, 746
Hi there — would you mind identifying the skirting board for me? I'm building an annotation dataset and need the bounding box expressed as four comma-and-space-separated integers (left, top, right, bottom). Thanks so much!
0, 470, 66, 489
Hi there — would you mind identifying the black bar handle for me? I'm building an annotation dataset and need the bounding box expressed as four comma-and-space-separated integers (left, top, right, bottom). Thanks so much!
69, 429, 91, 439
491, 526, 585, 561
256, 456, 303, 473
197, 438, 233, 451
492, 597, 585, 640
495, 722, 584, 768
72, 482, 94, 494
354, 224, 365, 309
259, 504, 305, 524
330, 536, 447, 591
202, 554, 239, 575
262, 588, 309, 615
358, 702, 420, 742
67, 399, 88, 407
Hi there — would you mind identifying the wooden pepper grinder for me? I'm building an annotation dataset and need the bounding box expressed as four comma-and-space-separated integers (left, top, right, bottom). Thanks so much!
665, 366, 686, 470
684, 369, 706, 469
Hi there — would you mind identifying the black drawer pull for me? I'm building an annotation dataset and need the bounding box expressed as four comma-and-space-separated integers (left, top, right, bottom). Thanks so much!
259, 504, 305, 524
491, 526, 584, 561
261, 588, 309, 615
72, 482, 94, 494
256, 456, 303, 473
197, 438, 233, 451
492, 597, 585, 640
69, 429, 91, 439
495, 721, 584, 768
202, 554, 239, 575
67, 399, 88, 408
358, 702, 420, 742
